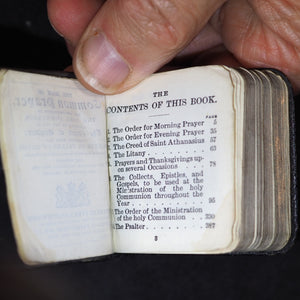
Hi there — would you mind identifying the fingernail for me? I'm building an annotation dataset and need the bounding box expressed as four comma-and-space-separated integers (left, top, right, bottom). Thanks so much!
76, 32, 130, 93
49, 20, 64, 38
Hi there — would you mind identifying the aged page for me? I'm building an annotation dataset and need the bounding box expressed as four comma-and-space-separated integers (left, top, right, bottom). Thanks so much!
107, 66, 237, 253
0, 71, 112, 264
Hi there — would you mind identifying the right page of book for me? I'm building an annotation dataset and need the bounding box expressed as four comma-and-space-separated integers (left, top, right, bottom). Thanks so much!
107, 66, 238, 253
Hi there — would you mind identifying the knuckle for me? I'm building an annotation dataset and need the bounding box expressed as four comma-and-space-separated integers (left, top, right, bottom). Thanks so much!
250, 0, 300, 47
119, 0, 196, 50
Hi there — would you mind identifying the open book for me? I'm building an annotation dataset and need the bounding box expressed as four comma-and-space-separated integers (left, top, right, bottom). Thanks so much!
0, 66, 296, 265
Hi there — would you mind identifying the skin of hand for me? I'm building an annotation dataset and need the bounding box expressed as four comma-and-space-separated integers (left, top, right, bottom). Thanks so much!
47, 0, 300, 95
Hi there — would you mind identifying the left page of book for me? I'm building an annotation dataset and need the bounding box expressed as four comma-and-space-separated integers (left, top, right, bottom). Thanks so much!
0, 70, 112, 265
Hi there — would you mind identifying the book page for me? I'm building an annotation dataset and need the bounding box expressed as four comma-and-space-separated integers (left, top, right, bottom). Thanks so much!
107, 66, 237, 253
0, 71, 112, 264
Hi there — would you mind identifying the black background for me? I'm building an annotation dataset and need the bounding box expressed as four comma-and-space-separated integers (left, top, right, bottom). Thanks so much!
0, 1, 300, 299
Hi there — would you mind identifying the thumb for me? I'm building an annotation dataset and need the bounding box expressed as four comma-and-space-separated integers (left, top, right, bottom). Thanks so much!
73, 0, 226, 94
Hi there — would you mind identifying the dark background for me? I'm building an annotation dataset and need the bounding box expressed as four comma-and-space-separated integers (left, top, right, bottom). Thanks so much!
0, 1, 299, 299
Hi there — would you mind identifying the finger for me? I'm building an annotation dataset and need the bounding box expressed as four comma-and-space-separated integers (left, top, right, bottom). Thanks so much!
192, 44, 241, 67
47, 0, 104, 54
174, 23, 222, 62
73, 0, 227, 94
218, 0, 300, 93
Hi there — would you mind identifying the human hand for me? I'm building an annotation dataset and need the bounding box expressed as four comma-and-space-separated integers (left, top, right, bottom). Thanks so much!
47, 0, 300, 94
